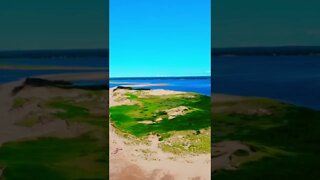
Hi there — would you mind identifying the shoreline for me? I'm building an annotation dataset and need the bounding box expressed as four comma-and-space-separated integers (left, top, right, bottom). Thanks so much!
1, 73, 319, 179
110, 83, 169, 87
0, 64, 107, 71
0, 72, 107, 86
1, 71, 317, 110
109, 87, 211, 180
0, 72, 109, 146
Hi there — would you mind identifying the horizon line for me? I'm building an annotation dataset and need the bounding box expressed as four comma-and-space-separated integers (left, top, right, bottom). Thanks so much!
212, 45, 320, 49
2, 45, 320, 52
3, 45, 320, 52
110, 75, 211, 79
0, 48, 108, 53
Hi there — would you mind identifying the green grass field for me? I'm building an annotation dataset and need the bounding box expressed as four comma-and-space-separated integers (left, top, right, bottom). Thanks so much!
110, 91, 211, 155
0, 134, 107, 180
213, 98, 320, 179
48, 99, 107, 128
0, 90, 108, 179
110, 92, 211, 137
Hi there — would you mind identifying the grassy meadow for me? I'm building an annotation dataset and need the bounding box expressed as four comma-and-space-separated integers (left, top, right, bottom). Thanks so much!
0, 89, 108, 179
110, 90, 211, 155
212, 97, 320, 179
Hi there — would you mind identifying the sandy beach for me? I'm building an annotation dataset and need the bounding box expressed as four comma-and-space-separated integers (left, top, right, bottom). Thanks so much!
0, 73, 107, 145
0, 72, 265, 179
0, 72, 109, 179
109, 87, 211, 180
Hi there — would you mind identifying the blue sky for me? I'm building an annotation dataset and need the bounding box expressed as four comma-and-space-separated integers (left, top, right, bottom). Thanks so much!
110, 0, 211, 77
0, 0, 108, 50
1, 0, 318, 51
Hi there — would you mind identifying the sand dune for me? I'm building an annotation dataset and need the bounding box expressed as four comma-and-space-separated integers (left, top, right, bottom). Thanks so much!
109, 88, 211, 180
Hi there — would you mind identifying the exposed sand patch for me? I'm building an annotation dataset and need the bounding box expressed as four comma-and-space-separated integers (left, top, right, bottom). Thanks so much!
109, 88, 137, 107
109, 88, 211, 180
212, 94, 245, 103
138, 120, 155, 125
37, 72, 107, 81
212, 141, 249, 171
165, 106, 190, 120
0, 79, 101, 146
110, 123, 210, 180
144, 89, 186, 96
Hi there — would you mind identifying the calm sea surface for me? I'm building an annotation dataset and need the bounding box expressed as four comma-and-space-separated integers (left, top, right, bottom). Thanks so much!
0, 57, 107, 84
0, 57, 107, 67
213, 56, 320, 110
110, 78, 211, 96
2, 56, 320, 109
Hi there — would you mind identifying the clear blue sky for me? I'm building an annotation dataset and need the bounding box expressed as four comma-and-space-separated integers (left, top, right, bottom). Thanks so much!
0, 0, 108, 50
110, 0, 211, 78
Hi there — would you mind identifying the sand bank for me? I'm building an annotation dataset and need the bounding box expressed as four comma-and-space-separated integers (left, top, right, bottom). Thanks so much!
109, 88, 211, 180
0, 72, 108, 145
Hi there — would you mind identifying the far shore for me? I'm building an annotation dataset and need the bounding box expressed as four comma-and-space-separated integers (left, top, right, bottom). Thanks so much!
0, 72, 107, 85
0, 64, 107, 71
110, 81, 169, 87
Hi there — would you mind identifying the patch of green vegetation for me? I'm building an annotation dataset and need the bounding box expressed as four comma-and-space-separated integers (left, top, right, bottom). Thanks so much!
12, 98, 29, 109
85, 90, 106, 96
212, 98, 320, 179
160, 130, 211, 155
213, 99, 320, 150
125, 93, 138, 100
47, 99, 106, 128
110, 93, 211, 137
233, 149, 250, 156
0, 134, 107, 180
14, 114, 40, 127
215, 154, 320, 179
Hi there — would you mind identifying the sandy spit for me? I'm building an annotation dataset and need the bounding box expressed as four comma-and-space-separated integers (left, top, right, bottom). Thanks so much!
109, 88, 211, 180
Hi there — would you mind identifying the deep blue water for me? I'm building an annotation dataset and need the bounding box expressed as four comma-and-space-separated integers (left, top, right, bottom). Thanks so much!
110, 78, 211, 96
213, 56, 320, 110
0, 69, 102, 84
2, 56, 320, 110
0, 57, 107, 67
0, 57, 107, 84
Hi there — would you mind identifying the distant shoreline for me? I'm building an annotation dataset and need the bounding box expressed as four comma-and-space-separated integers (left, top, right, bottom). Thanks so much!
0, 64, 107, 71
0, 49, 108, 59
110, 82, 168, 87
0, 72, 107, 86
212, 46, 320, 56
110, 76, 211, 80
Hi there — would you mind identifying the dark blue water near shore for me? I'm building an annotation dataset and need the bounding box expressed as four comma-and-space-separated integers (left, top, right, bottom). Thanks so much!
213, 56, 320, 110
110, 78, 211, 96
0, 56, 107, 84
0, 57, 107, 67
0, 69, 102, 84
2, 55, 320, 110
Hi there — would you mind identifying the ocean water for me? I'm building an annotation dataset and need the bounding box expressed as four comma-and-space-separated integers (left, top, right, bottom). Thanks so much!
0, 57, 107, 67
110, 78, 211, 96
2, 55, 320, 110
212, 56, 320, 110
0, 69, 103, 84
0, 57, 107, 84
